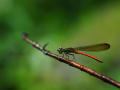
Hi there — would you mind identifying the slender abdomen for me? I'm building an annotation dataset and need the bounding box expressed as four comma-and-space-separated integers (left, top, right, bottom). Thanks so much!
74, 51, 103, 63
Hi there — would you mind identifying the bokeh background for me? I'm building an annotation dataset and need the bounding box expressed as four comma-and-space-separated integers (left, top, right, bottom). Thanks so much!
0, 0, 120, 90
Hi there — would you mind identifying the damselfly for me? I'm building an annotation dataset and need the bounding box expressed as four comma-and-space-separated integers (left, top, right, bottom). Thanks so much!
57, 43, 110, 63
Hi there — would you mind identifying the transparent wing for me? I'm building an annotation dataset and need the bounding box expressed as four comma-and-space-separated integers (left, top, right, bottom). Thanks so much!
75, 43, 110, 51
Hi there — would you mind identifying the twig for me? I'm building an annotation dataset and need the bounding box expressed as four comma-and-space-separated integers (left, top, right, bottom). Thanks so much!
22, 32, 120, 88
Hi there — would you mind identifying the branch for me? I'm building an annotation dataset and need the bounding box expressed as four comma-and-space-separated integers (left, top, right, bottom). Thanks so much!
22, 32, 120, 88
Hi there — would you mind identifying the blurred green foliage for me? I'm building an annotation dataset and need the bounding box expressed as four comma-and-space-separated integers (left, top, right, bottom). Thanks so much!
0, 0, 120, 90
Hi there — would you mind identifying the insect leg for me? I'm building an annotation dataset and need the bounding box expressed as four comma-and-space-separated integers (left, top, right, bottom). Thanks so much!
67, 53, 75, 59
62, 53, 65, 58
65, 54, 69, 59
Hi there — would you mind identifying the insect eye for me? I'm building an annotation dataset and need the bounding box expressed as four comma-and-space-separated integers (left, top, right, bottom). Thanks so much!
57, 48, 63, 54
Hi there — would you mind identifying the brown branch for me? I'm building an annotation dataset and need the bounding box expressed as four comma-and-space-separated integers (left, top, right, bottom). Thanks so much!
22, 32, 120, 88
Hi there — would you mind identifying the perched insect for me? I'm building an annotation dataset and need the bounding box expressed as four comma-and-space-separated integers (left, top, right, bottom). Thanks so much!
57, 43, 110, 63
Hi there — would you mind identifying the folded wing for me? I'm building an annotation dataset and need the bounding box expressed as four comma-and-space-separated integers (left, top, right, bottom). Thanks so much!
75, 43, 110, 51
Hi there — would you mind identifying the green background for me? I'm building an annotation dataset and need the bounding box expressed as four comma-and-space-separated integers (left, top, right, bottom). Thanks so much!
0, 0, 120, 90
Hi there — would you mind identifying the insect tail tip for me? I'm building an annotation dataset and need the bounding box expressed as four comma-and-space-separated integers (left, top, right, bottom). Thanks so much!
98, 60, 103, 63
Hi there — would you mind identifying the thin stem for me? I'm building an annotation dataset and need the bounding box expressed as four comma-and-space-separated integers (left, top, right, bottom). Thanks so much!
23, 32, 120, 88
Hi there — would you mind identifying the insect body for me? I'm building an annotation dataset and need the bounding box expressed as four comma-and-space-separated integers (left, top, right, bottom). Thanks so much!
57, 43, 110, 63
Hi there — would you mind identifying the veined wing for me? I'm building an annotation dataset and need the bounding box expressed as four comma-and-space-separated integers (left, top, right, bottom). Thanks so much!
75, 43, 110, 51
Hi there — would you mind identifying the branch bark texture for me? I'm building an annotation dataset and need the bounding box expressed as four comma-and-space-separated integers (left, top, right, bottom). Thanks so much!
23, 32, 120, 88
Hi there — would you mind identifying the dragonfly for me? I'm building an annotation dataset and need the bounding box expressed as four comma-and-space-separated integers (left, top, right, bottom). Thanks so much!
57, 43, 110, 63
